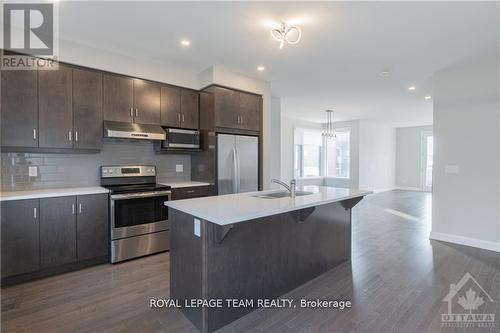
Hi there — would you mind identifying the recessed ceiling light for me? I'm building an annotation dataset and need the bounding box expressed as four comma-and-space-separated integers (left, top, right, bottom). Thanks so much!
408, 86, 416, 91
257, 66, 265, 71
180, 39, 191, 47
377, 69, 391, 78
424, 95, 432, 100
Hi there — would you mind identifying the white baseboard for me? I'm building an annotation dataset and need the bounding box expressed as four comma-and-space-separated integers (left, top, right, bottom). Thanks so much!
371, 187, 397, 194
395, 186, 428, 192
429, 231, 500, 253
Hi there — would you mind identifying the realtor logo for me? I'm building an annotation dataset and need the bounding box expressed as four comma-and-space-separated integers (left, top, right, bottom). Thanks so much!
442, 272, 495, 328
2, 1, 58, 70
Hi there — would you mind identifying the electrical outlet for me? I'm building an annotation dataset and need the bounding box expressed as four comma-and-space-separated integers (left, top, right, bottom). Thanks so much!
28, 166, 38, 177
176, 164, 184, 173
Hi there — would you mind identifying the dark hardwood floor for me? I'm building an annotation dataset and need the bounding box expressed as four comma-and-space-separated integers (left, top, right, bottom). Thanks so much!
2, 190, 499, 333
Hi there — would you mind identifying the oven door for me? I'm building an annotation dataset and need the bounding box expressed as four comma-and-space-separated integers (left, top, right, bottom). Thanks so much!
110, 190, 171, 240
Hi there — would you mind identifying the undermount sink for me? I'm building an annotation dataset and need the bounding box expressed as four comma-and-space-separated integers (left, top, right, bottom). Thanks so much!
251, 190, 313, 199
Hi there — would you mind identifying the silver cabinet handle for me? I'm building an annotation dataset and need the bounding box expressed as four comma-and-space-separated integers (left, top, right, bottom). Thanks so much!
177, 113, 181, 122
186, 190, 195, 194
130, 108, 133, 117
33, 128, 37, 140
33, 207, 37, 219
68, 131, 72, 141
135, 108, 138, 117
79, 203, 82, 214
72, 204, 75, 215
240, 116, 243, 125
182, 114, 185, 122
75, 131, 78, 142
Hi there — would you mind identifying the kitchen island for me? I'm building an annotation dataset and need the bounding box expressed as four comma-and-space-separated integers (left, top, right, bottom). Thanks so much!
165, 186, 371, 333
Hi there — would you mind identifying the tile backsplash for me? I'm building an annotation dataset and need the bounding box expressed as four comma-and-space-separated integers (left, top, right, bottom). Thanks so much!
1, 141, 191, 191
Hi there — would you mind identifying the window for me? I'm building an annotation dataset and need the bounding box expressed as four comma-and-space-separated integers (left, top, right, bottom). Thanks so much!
326, 130, 350, 178
294, 128, 323, 178
293, 127, 351, 179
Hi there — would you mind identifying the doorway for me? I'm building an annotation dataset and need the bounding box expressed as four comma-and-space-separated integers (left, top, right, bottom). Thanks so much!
421, 131, 433, 191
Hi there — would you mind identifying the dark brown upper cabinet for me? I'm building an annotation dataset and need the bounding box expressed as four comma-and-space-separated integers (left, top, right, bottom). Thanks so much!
210, 86, 262, 132
103, 74, 134, 123
38, 64, 73, 149
180, 89, 199, 129
73, 68, 103, 150
133, 79, 161, 125
238, 92, 261, 132
1, 68, 38, 148
103, 74, 161, 125
214, 86, 240, 129
160, 85, 181, 127
160, 86, 199, 129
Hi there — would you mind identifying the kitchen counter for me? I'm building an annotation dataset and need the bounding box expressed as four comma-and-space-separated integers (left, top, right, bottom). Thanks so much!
157, 180, 210, 189
165, 185, 371, 225
0, 186, 109, 201
168, 185, 370, 332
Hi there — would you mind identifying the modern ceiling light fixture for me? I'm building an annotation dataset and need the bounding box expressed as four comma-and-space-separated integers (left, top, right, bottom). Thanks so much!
408, 85, 416, 91
270, 22, 301, 49
322, 109, 336, 139
180, 39, 191, 47
424, 95, 432, 100
257, 65, 265, 71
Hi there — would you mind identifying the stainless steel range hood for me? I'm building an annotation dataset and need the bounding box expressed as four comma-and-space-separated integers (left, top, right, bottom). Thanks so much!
103, 121, 166, 141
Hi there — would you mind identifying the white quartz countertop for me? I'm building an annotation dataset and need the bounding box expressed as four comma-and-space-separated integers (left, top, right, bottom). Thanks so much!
165, 186, 372, 225
0, 186, 109, 201
157, 181, 211, 189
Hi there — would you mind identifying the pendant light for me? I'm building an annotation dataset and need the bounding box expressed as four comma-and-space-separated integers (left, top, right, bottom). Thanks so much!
321, 110, 336, 139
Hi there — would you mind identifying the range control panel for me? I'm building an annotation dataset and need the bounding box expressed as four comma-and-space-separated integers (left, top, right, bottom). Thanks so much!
101, 165, 156, 178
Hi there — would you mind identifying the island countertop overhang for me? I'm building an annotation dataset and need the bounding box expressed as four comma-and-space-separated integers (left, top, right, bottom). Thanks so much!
165, 185, 372, 226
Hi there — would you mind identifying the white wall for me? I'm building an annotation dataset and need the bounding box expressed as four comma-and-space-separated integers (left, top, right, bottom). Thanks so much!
59, 39, 199, 88
396, 125, 433, 189
358, 120, 396, 192
431, 58, 500, 252
270, 97, 282, 181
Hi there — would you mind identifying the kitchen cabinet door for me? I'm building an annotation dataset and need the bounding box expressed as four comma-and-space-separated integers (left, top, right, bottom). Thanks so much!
238, 92, 261, 132
40, 196, 77, 268
214, 86, 239, 129
103, 74, 134, 123
133, 79, 161, 125
180, 89, 199, 129
161, 85, 181, 127
38, 64, 73, 148
1, 199, 40, 278
73, 68, 103, 149
1, 68, 38, 147
76, 194, 108, 261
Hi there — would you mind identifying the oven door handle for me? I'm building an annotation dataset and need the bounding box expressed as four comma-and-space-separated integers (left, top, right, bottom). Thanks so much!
110, 191, 172, 200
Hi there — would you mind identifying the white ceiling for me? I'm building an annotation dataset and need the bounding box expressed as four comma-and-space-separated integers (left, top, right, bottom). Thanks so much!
59, 1, 499, 127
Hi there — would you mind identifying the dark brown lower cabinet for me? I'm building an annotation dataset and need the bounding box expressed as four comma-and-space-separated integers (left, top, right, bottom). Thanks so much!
40, 196, 77, 268
171, 186, 209, 200
77, 194, 109, 260
1, 199, 40, 278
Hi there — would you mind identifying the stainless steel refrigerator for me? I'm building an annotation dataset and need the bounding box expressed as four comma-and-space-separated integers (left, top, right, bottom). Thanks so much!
217, 134, 259, 195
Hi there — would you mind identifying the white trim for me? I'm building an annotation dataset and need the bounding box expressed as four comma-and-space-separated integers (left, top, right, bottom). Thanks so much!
371, 187, 397, 193
395, 186, 428, 192
430, 231, 500, 253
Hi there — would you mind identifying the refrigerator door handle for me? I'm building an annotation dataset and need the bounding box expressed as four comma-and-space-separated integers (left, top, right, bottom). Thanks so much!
232, 146, 238, 193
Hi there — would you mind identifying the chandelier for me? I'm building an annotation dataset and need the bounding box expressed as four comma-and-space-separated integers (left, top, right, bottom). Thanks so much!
270, 22, 302, 49
322, 110, 336, 138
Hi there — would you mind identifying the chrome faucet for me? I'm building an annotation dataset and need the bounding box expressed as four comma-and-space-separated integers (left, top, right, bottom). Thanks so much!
271, 179, 297, 198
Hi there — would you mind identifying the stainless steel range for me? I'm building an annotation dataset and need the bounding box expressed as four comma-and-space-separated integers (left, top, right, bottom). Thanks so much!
100, 165, 171, 263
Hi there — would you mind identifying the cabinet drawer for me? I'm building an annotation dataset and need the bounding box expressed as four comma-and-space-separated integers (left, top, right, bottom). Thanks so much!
171, 186, 209, 200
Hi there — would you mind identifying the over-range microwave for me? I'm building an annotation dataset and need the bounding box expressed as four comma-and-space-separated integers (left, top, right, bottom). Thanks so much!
160, 128, 200, 150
